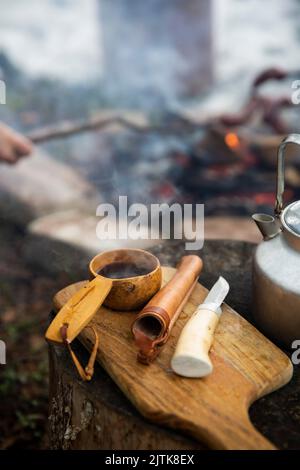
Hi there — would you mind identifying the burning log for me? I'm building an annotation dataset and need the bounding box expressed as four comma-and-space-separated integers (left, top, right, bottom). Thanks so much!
219, 67, 298, 134
252, 67, 288, 88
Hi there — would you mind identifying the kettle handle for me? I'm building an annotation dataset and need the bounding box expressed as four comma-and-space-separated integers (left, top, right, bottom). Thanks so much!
275, 134, 300, 217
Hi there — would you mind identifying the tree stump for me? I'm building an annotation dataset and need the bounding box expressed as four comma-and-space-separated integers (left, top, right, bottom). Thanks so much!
48, 240, 300, 450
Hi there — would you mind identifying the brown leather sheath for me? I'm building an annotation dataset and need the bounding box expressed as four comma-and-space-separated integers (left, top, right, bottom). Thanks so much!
131, 255, 203, 364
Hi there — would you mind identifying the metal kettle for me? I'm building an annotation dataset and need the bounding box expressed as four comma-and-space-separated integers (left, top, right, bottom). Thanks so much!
252, 134, 300, 346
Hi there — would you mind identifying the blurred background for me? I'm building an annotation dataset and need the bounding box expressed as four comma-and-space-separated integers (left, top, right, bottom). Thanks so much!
1, 0, 300, 448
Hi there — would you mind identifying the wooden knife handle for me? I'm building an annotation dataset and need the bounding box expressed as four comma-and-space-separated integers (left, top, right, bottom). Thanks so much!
171, 308, 220, 377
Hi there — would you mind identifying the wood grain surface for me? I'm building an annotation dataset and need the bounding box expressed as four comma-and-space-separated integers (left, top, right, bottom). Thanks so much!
53, 267, 293, 450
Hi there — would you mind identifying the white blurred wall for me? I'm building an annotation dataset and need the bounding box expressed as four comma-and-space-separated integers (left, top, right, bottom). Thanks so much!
0, 0, 102, 82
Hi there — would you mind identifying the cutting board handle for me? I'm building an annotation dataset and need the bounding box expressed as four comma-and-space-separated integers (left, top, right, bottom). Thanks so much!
232, 413, 277, 450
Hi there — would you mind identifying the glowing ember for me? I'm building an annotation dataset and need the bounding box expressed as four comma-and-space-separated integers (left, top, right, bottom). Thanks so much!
225, 132, 240, 149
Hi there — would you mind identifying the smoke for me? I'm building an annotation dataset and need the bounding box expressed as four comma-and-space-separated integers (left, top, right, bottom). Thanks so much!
98, 0, 212, 111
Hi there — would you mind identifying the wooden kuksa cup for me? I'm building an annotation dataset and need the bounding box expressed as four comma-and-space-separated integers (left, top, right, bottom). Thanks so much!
89, 248, 162, 311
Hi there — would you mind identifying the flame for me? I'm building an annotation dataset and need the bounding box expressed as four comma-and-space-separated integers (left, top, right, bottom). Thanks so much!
225, 132, 240, 149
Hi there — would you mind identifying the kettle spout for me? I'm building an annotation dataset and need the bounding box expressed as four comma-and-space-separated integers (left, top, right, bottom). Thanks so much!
252, 213, 281, 241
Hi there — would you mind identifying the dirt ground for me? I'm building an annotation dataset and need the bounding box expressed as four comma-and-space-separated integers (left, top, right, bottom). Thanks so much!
0, 221, 72, 449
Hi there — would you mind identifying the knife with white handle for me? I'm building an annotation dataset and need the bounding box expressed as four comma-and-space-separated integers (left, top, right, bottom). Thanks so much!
171, 276, 230, 378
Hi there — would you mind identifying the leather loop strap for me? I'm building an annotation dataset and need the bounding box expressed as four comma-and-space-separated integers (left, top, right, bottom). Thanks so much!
60, 323, 99, 381
136, 329, 169, 364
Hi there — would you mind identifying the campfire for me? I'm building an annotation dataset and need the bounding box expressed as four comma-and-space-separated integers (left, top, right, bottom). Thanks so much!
25, 67, 300, 217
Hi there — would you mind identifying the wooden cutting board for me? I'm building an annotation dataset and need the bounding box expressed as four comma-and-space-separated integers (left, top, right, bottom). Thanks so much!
53, 266, 293, 450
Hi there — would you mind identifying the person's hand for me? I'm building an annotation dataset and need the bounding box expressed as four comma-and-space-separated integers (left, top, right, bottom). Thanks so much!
0, 123, 33, 164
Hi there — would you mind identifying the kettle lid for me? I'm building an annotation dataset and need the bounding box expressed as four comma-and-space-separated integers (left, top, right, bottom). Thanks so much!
283, 201, 300, 236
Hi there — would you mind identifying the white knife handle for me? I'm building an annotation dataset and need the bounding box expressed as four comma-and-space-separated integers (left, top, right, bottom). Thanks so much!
171, 308, 220, 378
